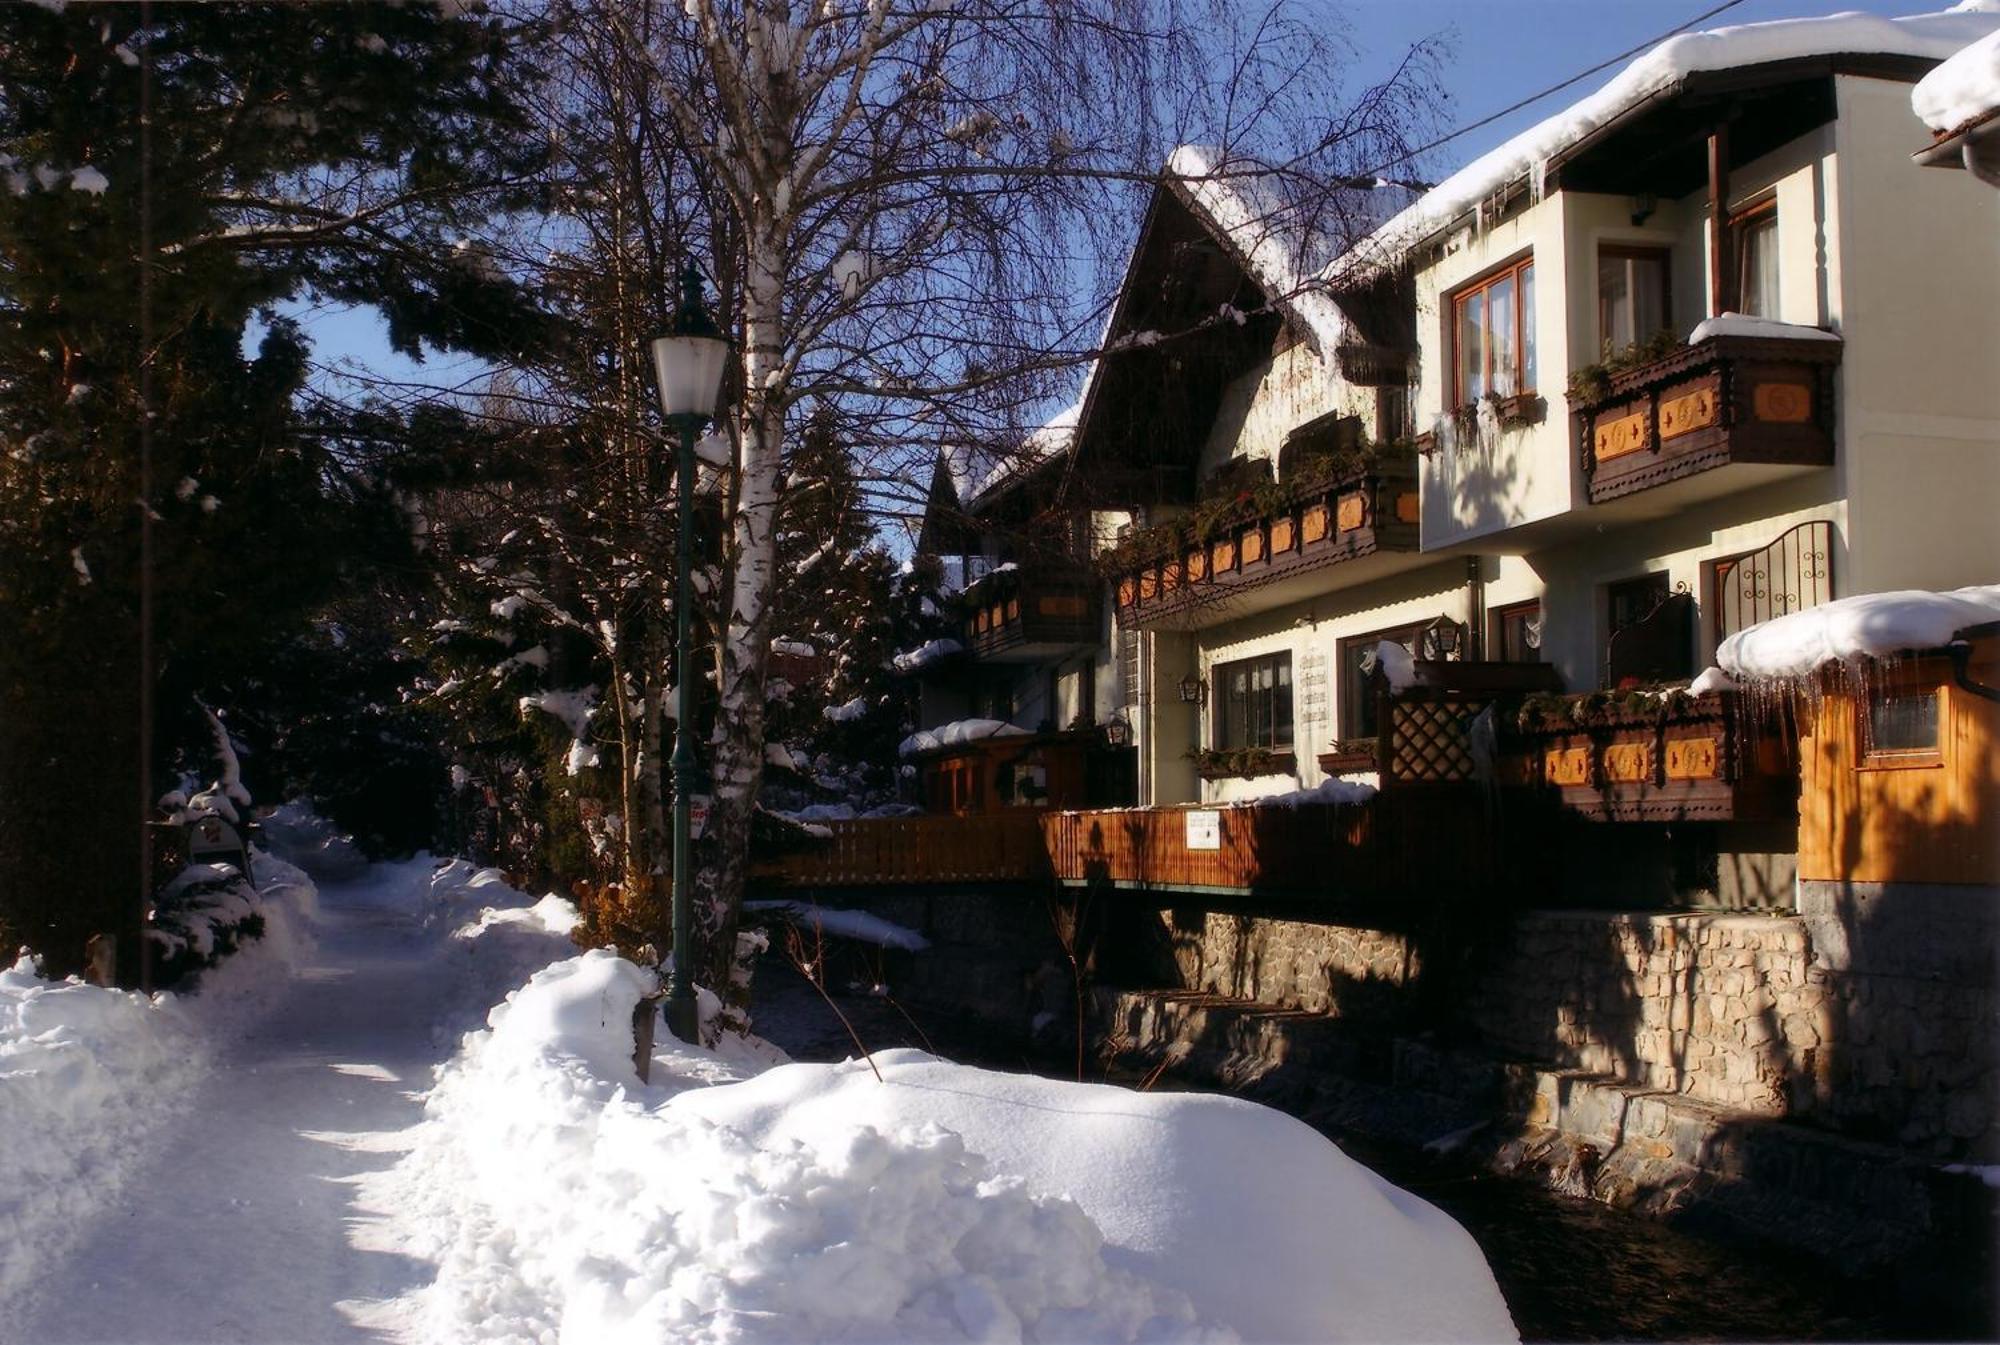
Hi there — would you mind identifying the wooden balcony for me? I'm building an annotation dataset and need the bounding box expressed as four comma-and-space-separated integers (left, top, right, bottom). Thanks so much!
1575, 330, 1842, 505
1504, 690, 1795, 822
961, 565, 1100, 662
1111, 464, 1420, 630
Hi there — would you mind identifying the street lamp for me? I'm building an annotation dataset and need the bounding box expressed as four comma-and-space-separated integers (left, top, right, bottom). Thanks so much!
650, 259, 728, 1045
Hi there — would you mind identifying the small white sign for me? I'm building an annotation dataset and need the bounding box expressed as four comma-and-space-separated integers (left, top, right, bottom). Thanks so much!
689, 797, 711, 840
1184, 809, 1221, 851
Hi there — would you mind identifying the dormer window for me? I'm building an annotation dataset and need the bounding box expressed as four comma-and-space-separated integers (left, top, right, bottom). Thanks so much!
1452, 256, 1536, 406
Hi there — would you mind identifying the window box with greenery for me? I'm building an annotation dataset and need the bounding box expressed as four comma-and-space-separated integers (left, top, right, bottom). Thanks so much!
1104, 442, 1420, 620
1191, 746, 1298, 779
1207, 651, 1293, 774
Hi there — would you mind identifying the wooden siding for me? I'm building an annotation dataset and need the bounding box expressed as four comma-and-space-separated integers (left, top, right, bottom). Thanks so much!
1797, 643, 2000, 886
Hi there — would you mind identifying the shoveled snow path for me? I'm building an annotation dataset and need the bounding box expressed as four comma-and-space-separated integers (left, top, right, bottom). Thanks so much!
20, 864, 449, 1344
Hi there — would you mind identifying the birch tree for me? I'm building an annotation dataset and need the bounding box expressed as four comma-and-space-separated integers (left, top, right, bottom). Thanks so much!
522, 0, 1442, 992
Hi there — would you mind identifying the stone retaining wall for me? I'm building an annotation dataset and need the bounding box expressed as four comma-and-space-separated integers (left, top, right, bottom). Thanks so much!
1471, 911, 1822, 1117
1157, 909, 1420, 1020
1460, 893, 1998, 1158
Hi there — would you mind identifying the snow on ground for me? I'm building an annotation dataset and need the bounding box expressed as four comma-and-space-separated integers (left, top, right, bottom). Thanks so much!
8, 811, 1512, 1344
0, 846, 320, 1314
1716, 584, 2000, 680
382, 953, 1516, 1344
1915, 25, 2000, 132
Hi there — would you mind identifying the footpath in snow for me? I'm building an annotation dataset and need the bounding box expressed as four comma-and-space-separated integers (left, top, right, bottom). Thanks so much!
3, 811, 1516, 1344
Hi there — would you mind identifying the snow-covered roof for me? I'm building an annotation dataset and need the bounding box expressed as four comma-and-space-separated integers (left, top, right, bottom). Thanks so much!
1341, 2, 2000, 270
1716, 584, 2000, 681
1165, 145, 1355, 353
937, 387, 1087, 516
1915, 25, 2000, 133
898, 717, 1029, 757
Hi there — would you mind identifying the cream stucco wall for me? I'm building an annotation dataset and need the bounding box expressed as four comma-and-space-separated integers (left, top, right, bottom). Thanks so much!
1830, 74, 2000, 592
1196, 338, 1367, 480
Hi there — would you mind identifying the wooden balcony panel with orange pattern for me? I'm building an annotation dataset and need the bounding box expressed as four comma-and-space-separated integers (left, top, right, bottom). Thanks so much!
961, 567, 1101, 663
1576, 332, 1842, 504
1505, 690, 1796, 822
1112, 468, 1420, 627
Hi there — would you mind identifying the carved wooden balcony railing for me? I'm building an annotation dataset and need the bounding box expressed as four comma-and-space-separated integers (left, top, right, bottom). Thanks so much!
1110, 464, 1420, 628
1575, 330, 1842, 504
961, 565, 1100, 662
1504, 689, 1795, 822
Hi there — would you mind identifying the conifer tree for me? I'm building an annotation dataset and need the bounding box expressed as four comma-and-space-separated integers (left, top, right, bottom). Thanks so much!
0, 3, 546, 972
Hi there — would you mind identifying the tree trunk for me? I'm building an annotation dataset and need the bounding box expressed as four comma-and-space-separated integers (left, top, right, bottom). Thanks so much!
692, 221, 786, 997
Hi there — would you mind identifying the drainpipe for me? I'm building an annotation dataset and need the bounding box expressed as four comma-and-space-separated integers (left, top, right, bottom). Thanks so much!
1465, 556, 1487, 661
1949, 641, 2000, 704
1707, 122, 1734, 317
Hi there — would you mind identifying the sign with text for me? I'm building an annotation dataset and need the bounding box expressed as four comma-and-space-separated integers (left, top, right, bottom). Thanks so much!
1184, 809, 1221, 851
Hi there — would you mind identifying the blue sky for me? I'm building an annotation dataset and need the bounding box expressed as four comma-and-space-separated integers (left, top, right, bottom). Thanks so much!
302, 0, 1931, 386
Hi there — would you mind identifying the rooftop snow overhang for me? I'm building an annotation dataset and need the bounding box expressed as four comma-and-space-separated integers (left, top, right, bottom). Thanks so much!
1913, 104, 2000, 164
1386, 54, 1939, 265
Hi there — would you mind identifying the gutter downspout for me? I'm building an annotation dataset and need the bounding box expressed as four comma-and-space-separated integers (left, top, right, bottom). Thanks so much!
1466, 556, 1487, 660
1708, 122, 1734, 317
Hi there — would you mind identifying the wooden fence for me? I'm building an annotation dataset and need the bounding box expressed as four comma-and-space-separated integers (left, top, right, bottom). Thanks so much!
1042, 791, 1494, 899
754, 789, 1499, 899
753, 812, 1051, 887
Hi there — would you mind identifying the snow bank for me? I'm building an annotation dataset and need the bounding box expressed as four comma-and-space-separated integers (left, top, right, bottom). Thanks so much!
390, 954, 1514, 1343
417, 858, 584, 1036
744, 900, 931, 952
898, 716, 1029, 757
1716, 584, 2000, 681
1346, 3, 2000, 267
0, 848, 321, 1311
257, 798, 371, 881
1687, 313, 1843, 344
1915, 26, 2000, 132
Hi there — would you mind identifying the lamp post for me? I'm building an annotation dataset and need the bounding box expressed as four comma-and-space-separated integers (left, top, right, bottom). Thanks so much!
650, 259, 729, 1045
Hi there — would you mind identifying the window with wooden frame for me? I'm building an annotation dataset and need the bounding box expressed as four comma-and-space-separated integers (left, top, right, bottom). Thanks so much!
1452, 255, 1536, 406
1859, 676, 1944, 769
1489, 599, 1544, 664
1598, 244, 1670, 351
1731, 197, 1779, 319
1338, 622, 1426, 739
1215, 652, 1293, 752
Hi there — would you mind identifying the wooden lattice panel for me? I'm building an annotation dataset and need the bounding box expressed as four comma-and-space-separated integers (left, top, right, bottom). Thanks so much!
1388, 698, 1478, 783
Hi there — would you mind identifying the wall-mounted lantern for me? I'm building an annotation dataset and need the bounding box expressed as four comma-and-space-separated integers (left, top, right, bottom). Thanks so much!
1178, 674, 1207, 706
1102, 716, 1132, 748
1422, 617, 1465, 661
